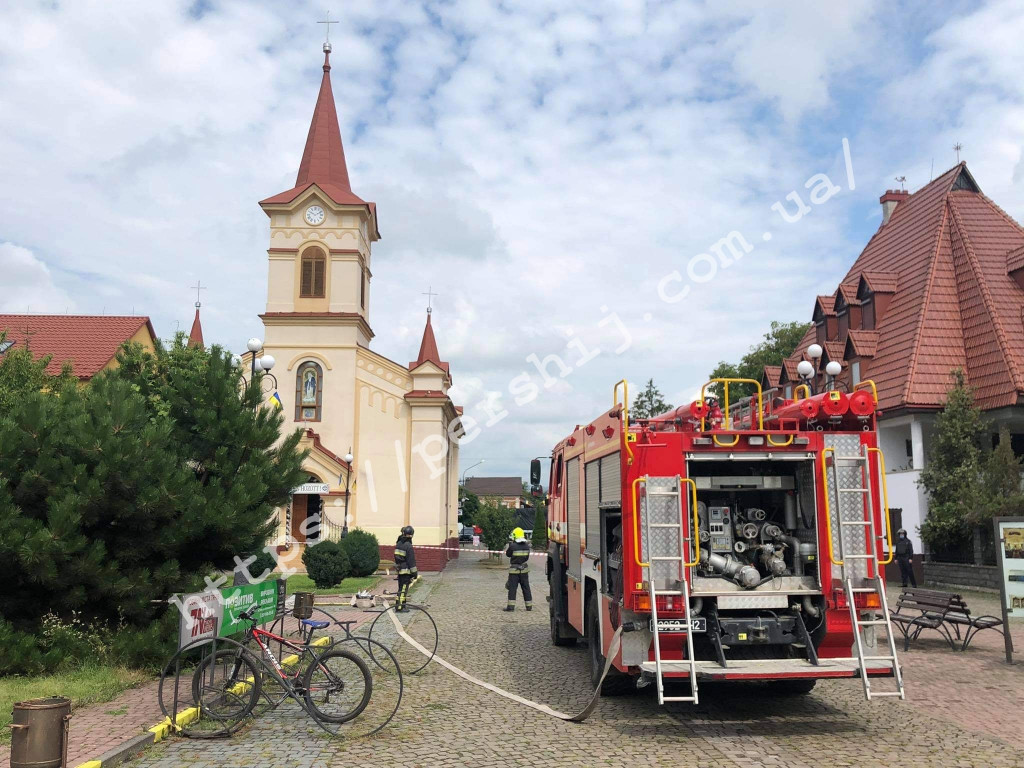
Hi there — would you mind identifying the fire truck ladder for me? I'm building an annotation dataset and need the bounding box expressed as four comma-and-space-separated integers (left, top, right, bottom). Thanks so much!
824, 444, 905, 701
641, 475, 699, 705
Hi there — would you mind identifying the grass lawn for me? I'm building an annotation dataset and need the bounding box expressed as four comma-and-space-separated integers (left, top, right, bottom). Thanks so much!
280, 573, 382, 596
0, 665, 150, 744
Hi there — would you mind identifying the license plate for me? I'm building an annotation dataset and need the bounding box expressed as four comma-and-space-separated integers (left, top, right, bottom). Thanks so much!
650, 617, 706, 633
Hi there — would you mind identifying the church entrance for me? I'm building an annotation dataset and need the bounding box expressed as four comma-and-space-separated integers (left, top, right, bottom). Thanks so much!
291, 475, 328, 543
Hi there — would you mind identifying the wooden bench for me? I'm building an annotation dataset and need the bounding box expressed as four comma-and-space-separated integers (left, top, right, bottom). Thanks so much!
889, 588, 1005, 651
377, 559, 396, 576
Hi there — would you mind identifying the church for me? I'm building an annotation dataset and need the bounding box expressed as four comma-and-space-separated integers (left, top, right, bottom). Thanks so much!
257, 40, 462, 570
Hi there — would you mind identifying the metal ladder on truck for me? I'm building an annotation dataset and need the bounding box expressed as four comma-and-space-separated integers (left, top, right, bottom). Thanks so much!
824, 444, 906, 701
641, 475, 699, 705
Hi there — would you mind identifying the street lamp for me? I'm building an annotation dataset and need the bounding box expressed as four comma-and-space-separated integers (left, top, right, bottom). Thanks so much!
461, 459, 485, 486
825, 360, 842, 391
341, 449, 354, 538
237, 338, 278, 407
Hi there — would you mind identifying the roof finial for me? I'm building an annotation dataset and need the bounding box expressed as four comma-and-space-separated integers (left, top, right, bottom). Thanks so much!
895, 175, 906, 192
190, 279, 206, 310
318, 10, 338, 57
954, 142, 963, 163
422, 285, 438, 315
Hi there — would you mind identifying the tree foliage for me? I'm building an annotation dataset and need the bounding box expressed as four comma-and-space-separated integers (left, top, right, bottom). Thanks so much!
302, 540, 351, 589
710, 320, 811, 398
918, 370, 988, 557
0, 334, 307, 671
459, 487, 480, 525
531, 502, 548, 551
0, 330, 75, 413
631, 379, 673, 420
340, 529, 380, 577
978, 426, 1024, 522
476, 501, 517, 555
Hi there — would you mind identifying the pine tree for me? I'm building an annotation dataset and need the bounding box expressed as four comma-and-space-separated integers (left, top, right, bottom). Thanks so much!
631, 379, 672, 419
0, 330, 75, 413
0, 334, 307, 669
979, 426, 1024, 522
918, 370, 988, 558
531, 501, 548, 551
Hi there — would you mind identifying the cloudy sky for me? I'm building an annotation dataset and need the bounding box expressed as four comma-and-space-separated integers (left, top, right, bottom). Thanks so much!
3, 0, 1024, 479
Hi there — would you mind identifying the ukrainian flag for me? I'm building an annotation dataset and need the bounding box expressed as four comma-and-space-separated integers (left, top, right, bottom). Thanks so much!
269, 391, 283, 410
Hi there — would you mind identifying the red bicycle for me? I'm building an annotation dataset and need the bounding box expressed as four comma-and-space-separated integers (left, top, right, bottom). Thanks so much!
192, 608, 372, 724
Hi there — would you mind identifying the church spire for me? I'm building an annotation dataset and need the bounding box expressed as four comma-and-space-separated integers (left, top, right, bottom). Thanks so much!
294, 44, 356, 197
410, 312, 449, 374
188, 306, 204, 348
260, 42, 367, 207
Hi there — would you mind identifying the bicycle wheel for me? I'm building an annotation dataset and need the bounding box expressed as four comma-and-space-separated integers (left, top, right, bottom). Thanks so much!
191, 648, 263, 721
302, 648, 373, 723
368, 604, 438, 675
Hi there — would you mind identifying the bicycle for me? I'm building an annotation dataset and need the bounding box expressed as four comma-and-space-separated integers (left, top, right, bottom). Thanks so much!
192, 608, 372, 725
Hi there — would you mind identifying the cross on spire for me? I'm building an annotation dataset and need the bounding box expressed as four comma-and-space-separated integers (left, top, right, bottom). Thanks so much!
954, 142, 963, 163
318, 10, 338, 51
190, 280, 206, 309
422, 286, 438, 314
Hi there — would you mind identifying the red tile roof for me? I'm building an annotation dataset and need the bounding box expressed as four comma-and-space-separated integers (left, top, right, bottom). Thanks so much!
188, 308, 203, 348
0, 314, 155, 379
762, 365, 782, 388
845, 330, 880, 358
813, 294, 836, 318
409, 313, 450, 374
303, 429, 352, 470
783, 163, 1024, 411
823, 341, 846, 366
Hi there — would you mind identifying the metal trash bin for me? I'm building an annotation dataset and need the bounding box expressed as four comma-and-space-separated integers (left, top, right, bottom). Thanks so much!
9, 696, 71, 768
293, 591, 314, 619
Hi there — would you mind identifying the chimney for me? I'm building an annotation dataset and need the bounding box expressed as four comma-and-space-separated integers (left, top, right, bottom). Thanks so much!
879, 189, 909, 225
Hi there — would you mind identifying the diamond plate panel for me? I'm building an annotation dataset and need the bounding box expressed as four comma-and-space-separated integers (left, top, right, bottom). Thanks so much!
640, 476, 683, 588
584, 460, 601, 556
824, 435, 868, 581
566, 457, 581, 579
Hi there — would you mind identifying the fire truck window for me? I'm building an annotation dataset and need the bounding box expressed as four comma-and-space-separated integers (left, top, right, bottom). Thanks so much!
555, 455, 563, 494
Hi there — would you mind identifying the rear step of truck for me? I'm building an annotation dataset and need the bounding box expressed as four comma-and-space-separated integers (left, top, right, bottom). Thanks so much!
640, 657, 897, 680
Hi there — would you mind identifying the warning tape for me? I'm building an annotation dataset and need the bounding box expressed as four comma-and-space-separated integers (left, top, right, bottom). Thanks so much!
383, 598, 623, 723
410, 543, 547, 557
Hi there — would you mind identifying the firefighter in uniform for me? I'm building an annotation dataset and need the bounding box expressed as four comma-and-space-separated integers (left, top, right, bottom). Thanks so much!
394, 525, 417, 612
894, 528, 916, 588
504, 527, 532, 612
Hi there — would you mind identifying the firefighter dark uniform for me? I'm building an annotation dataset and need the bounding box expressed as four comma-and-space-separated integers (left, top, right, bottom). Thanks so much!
394, 526, 417, 612
894, 529, 916, 588
504, 531, 532, 612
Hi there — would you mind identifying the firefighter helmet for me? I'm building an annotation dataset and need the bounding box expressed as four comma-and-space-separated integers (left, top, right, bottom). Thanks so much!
512, 527, 525, 541
401, 525, 415, 537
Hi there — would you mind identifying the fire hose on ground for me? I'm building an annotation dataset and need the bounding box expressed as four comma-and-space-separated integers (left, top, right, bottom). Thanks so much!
383, 599, 623, 722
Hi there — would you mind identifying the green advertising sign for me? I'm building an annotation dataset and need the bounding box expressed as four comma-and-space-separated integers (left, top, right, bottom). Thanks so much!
219, 580, 282, 637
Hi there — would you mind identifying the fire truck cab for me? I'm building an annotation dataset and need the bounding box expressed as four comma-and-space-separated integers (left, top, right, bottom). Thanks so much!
541, 378, 905, 704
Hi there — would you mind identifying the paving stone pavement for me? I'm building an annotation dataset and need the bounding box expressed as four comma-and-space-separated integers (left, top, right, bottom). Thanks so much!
127, 553, 1024, 768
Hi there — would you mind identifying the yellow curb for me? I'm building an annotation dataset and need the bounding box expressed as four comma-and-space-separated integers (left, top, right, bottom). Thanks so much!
74, 634, 336, 766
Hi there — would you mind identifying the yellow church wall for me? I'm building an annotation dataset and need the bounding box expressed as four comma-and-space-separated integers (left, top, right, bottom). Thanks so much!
352, 381, 410, 544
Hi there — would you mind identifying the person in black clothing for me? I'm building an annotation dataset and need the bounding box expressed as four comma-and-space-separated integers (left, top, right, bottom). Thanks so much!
394, 526, 417, 612
504, 527, 532, 612
895, 528, 916, 588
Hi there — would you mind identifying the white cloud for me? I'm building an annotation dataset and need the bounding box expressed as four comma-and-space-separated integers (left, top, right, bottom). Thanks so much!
0, 242, 75, 313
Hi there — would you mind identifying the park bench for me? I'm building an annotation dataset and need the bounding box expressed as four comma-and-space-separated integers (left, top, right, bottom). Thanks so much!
888, 588, 1005, 651
377, 559, 396, 576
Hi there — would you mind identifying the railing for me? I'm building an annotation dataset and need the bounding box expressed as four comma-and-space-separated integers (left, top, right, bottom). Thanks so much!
820, 445, 894, 567
854, 379, 878, 404
613, 379, 634, 465
630, 475, 701, 568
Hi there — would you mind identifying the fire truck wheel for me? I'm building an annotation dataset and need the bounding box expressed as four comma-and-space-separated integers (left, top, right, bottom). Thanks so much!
768, 678, 817, 696
587, 593, 633, 696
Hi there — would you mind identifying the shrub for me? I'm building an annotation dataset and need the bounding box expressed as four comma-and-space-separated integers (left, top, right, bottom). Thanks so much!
245, 550, 278, 581
476, 502, 517, 554
302, 540, 350, 589
531, 503, 548, 551
340, 529, 380, 577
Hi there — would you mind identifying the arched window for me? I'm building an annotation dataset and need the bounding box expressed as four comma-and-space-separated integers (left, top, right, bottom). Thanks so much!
296, 361, 323, 421
300, 246, 326, 298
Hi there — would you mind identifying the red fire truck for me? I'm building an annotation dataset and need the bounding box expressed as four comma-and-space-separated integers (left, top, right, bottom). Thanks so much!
535, 378, 904, 704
